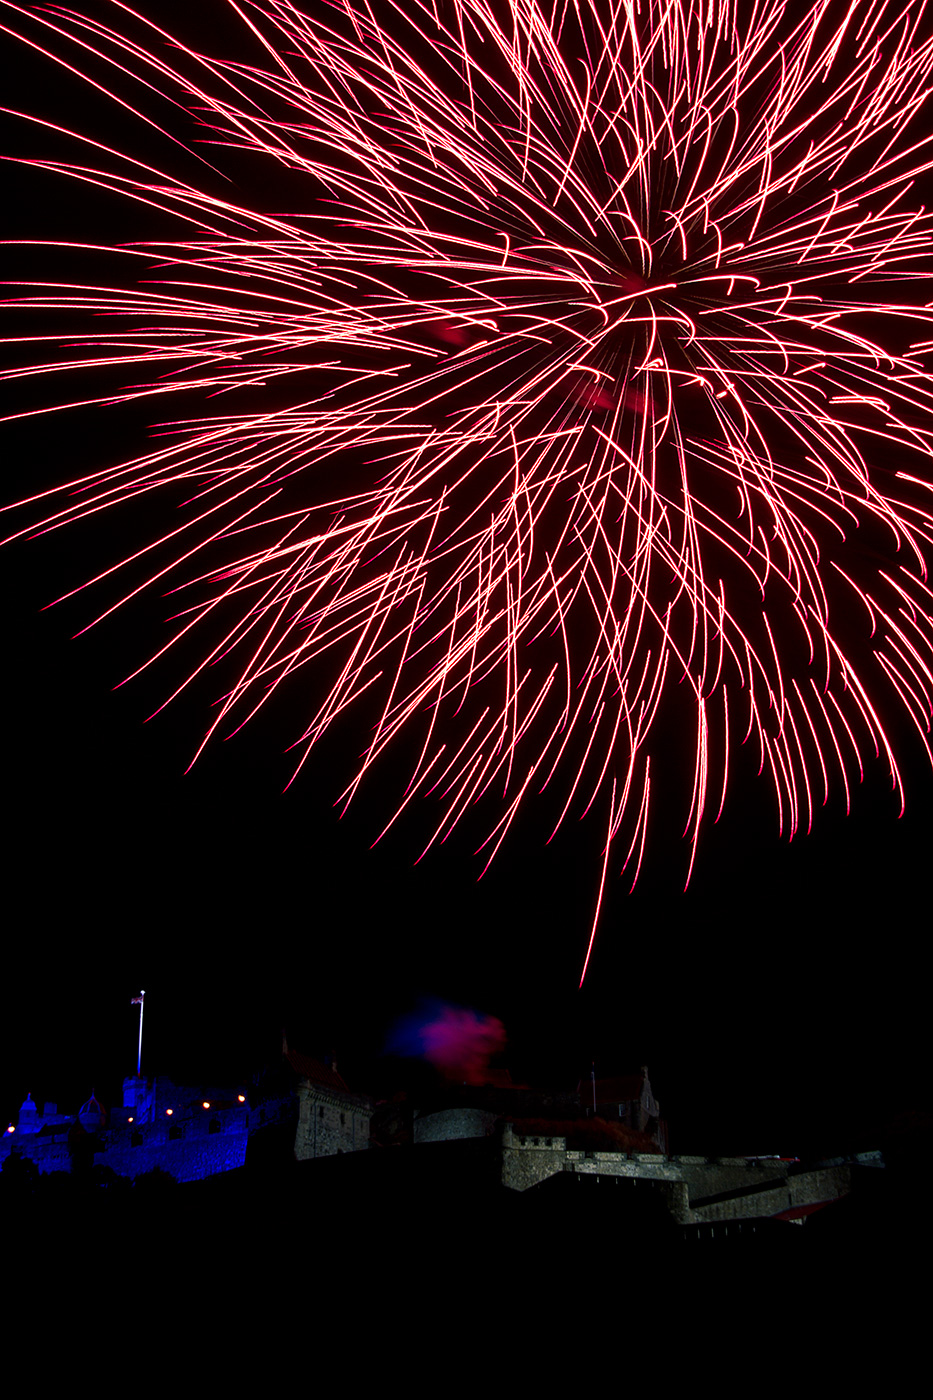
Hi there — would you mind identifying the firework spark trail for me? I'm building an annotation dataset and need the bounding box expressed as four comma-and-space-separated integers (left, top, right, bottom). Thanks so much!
4, 0, 933, 977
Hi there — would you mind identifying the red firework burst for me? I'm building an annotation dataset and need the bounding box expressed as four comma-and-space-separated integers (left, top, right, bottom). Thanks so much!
4, 0, 933, 977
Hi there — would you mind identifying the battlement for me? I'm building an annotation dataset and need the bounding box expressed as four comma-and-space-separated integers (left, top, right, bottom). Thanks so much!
498, 1122, 881, 1222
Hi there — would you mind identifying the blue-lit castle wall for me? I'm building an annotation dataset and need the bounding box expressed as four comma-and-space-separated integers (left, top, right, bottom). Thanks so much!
1, 1077, 255, 1185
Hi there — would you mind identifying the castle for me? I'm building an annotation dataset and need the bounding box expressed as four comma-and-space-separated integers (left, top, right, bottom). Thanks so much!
1, 1036, 376, 1187
1, 1056, 879, 1237
2, 1078, 253, 1185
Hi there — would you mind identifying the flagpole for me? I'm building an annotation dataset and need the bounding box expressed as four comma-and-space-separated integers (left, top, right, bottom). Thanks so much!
132, 991, 145, 1076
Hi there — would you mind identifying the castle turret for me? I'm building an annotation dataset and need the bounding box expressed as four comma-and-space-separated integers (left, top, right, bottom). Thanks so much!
16, 1093, 38, 1134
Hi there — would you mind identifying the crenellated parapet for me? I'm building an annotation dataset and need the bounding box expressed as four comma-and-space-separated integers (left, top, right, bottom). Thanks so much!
497, 1122, 878, 1225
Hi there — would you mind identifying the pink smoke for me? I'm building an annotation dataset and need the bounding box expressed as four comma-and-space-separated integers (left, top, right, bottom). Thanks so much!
388, 1000, 507, 1084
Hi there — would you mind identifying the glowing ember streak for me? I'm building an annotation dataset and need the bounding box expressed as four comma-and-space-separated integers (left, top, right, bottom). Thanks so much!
4, 1, 933, 979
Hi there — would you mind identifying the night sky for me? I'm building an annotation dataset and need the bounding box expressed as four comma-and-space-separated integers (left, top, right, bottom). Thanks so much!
1, 0, 930, 1162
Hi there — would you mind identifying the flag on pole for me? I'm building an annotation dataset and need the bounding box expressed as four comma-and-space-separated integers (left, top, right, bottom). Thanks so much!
132, 991, 145, 1075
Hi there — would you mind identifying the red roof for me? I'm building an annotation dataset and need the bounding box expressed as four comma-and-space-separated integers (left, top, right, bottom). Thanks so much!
284, 1049, 349, 1093
773, 1199, 837, 1222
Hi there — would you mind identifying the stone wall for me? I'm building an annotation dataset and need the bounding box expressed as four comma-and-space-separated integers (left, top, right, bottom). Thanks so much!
100, 1115, 250, 1184
294, 1082, 372, 1161
500, 1124, 571, 1191
498, 1124, 873, 1225
688, 1161, 856, 1224
414, 1107, 498, 1144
